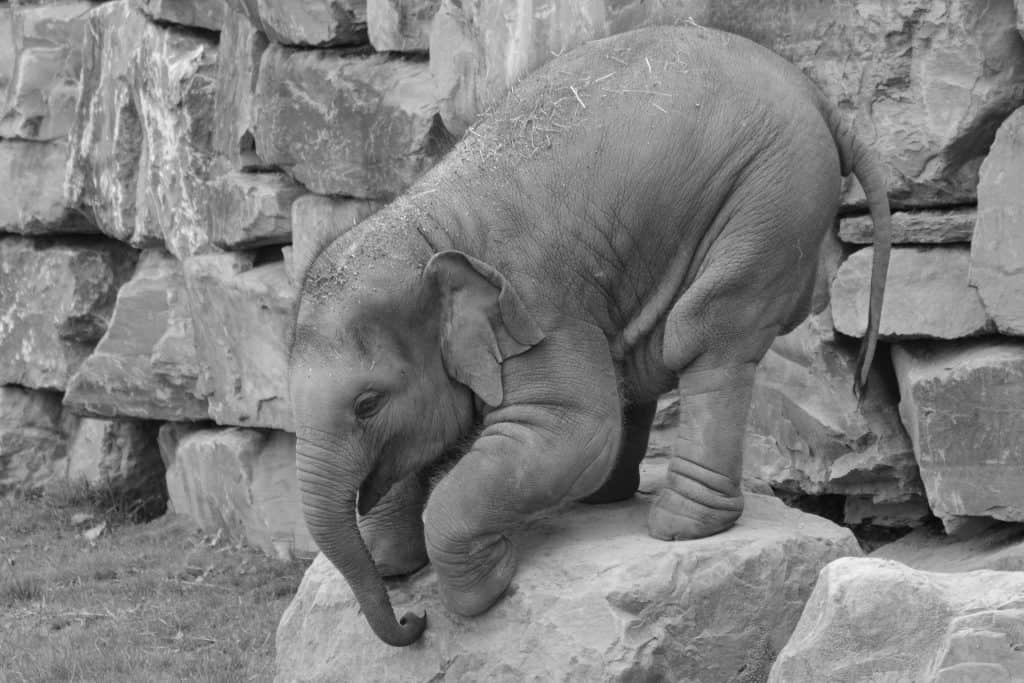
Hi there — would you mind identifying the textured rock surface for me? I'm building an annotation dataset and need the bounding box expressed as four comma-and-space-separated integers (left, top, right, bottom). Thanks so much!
769, 557, 1024, 682
0, 1, 93, 140
873, 522, 1024, 573
892, 340, 1024, 531
0, 8, 13, 104
275, 462, 861, 682
65, 1, 220, 258
430, 0, 708, 136
368, 0, 439, 52
744, 311, 925, 525
64, 250, 209, 421
831, 246, 993, 339
184, 254, 295, 430
0, 140, 95, 235
207, 172, 304, 249
255, 0, 366, 46
254, 46, 452, 198
839, 208, 976, 245
970, 107, 1024, 335
136, 0, 227, 31
0, 386, 76, 495
705, 0, 1024, 208
61, 417, 163, 495
287, 193, 380, 284
212, 7, 269, 171
159, 425, 315, 559
0, 236, 137, 390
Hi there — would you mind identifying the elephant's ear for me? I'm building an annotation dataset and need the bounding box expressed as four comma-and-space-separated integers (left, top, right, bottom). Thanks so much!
425, 251, 545, 407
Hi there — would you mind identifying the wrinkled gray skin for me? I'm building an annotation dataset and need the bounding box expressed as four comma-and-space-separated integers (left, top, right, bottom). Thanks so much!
289, 25, 891, 646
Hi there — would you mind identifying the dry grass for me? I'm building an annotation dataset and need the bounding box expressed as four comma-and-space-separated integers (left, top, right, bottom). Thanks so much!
0, 486, 310, 682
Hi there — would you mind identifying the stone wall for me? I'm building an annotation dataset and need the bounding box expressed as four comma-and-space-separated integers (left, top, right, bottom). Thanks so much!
1, 0, 1022, 588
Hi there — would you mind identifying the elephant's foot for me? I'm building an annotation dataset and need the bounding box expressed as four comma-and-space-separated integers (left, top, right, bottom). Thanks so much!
428, 531, 517, 617
358, 476, 429, 577
647, 426, 745, 540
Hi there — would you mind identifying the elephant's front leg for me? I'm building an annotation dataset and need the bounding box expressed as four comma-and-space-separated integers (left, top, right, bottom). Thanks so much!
358, 474, 429, 577
423, 323, 622, 616
647, 363, 753, 540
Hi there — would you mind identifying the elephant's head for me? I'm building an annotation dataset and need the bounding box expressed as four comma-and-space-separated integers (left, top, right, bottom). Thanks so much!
289, 227, 544, 646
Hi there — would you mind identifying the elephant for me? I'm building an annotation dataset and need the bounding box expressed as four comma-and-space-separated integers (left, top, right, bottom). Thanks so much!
288, 24, 891, 647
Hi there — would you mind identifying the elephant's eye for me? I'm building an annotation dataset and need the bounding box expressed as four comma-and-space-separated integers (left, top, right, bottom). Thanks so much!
353, 391, 386, 420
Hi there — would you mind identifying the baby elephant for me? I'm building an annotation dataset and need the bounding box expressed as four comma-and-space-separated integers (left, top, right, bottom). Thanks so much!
289, 25, 891, 646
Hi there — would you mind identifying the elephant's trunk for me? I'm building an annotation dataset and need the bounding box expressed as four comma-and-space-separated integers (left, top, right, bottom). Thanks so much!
295, 434, 426, 646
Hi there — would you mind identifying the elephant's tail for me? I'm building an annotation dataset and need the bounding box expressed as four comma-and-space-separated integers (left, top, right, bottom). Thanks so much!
827, 111, 892, 399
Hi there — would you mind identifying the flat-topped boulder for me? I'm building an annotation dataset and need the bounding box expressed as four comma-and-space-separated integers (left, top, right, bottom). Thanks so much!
275, 462, 861, 682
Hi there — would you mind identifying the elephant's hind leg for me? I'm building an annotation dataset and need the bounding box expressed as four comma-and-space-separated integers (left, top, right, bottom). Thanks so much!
582, 400, 657, 504
647, 364, 753, 540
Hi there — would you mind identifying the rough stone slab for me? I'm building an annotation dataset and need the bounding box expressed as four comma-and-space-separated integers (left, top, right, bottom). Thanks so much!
744, 311, 925, 526
433, 0, 1024, 205
60, 417, 163, 496
184, 254, 295, 430
0, 386, 76, 495
287, 193, 381, 285
275, 461, 861, 682
769, 557, 1024, 682
255, 0, 366, 47
872, 522, 1024, 573
368, 0, 439, 52
970, 107, 1024, 335
831, 245, 994, 340
0, 1, 93, 140
892, 340, 1024, 531
0, 236, 138, 391
0, 7, 14, 105
430, 0, 708, 137
0, 139, 95, 235
211, 7, 268, 171
65, 1, 220, 258
839, 208, 976, 245
135, 0, 226, 31
158, 424, 315, 559
254, 46, 451, 198
64, 249, 209, 422
207, 172, 304, 249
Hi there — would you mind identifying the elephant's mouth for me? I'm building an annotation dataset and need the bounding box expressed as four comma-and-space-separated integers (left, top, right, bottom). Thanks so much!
357, 466, 392, 517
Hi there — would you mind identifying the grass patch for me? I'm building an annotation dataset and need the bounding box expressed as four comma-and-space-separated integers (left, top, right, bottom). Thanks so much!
0, 489, 310, 682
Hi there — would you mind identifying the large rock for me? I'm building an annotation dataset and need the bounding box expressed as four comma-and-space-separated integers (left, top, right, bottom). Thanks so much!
158, 424, 315, 559
64, 250, 209, 422
839, 208, 975, 245
275, 461, 861, 682
0, 8, 13, 105
0, 386, 76, 496
368, 0, 439, 52
0, 1, 93, 140
207, 172, 304, 249
0, 139, 95, 235
872, 522, 1024, 573
831, 246, 994, 340
970, 107, 1024, 335
60, 417, 164, 497
0, 236, 137, 391
769, 557, 1024, 682
892, 340, 1024, 532
744, 311, 926, 527
65, 1, 220, 258
255, 0, 366, 47
433, 0, 1024, 206
184, 254, 294, 430
211, 7, 269, 171
254, 46, 452, 198
135, 0, 226, 31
